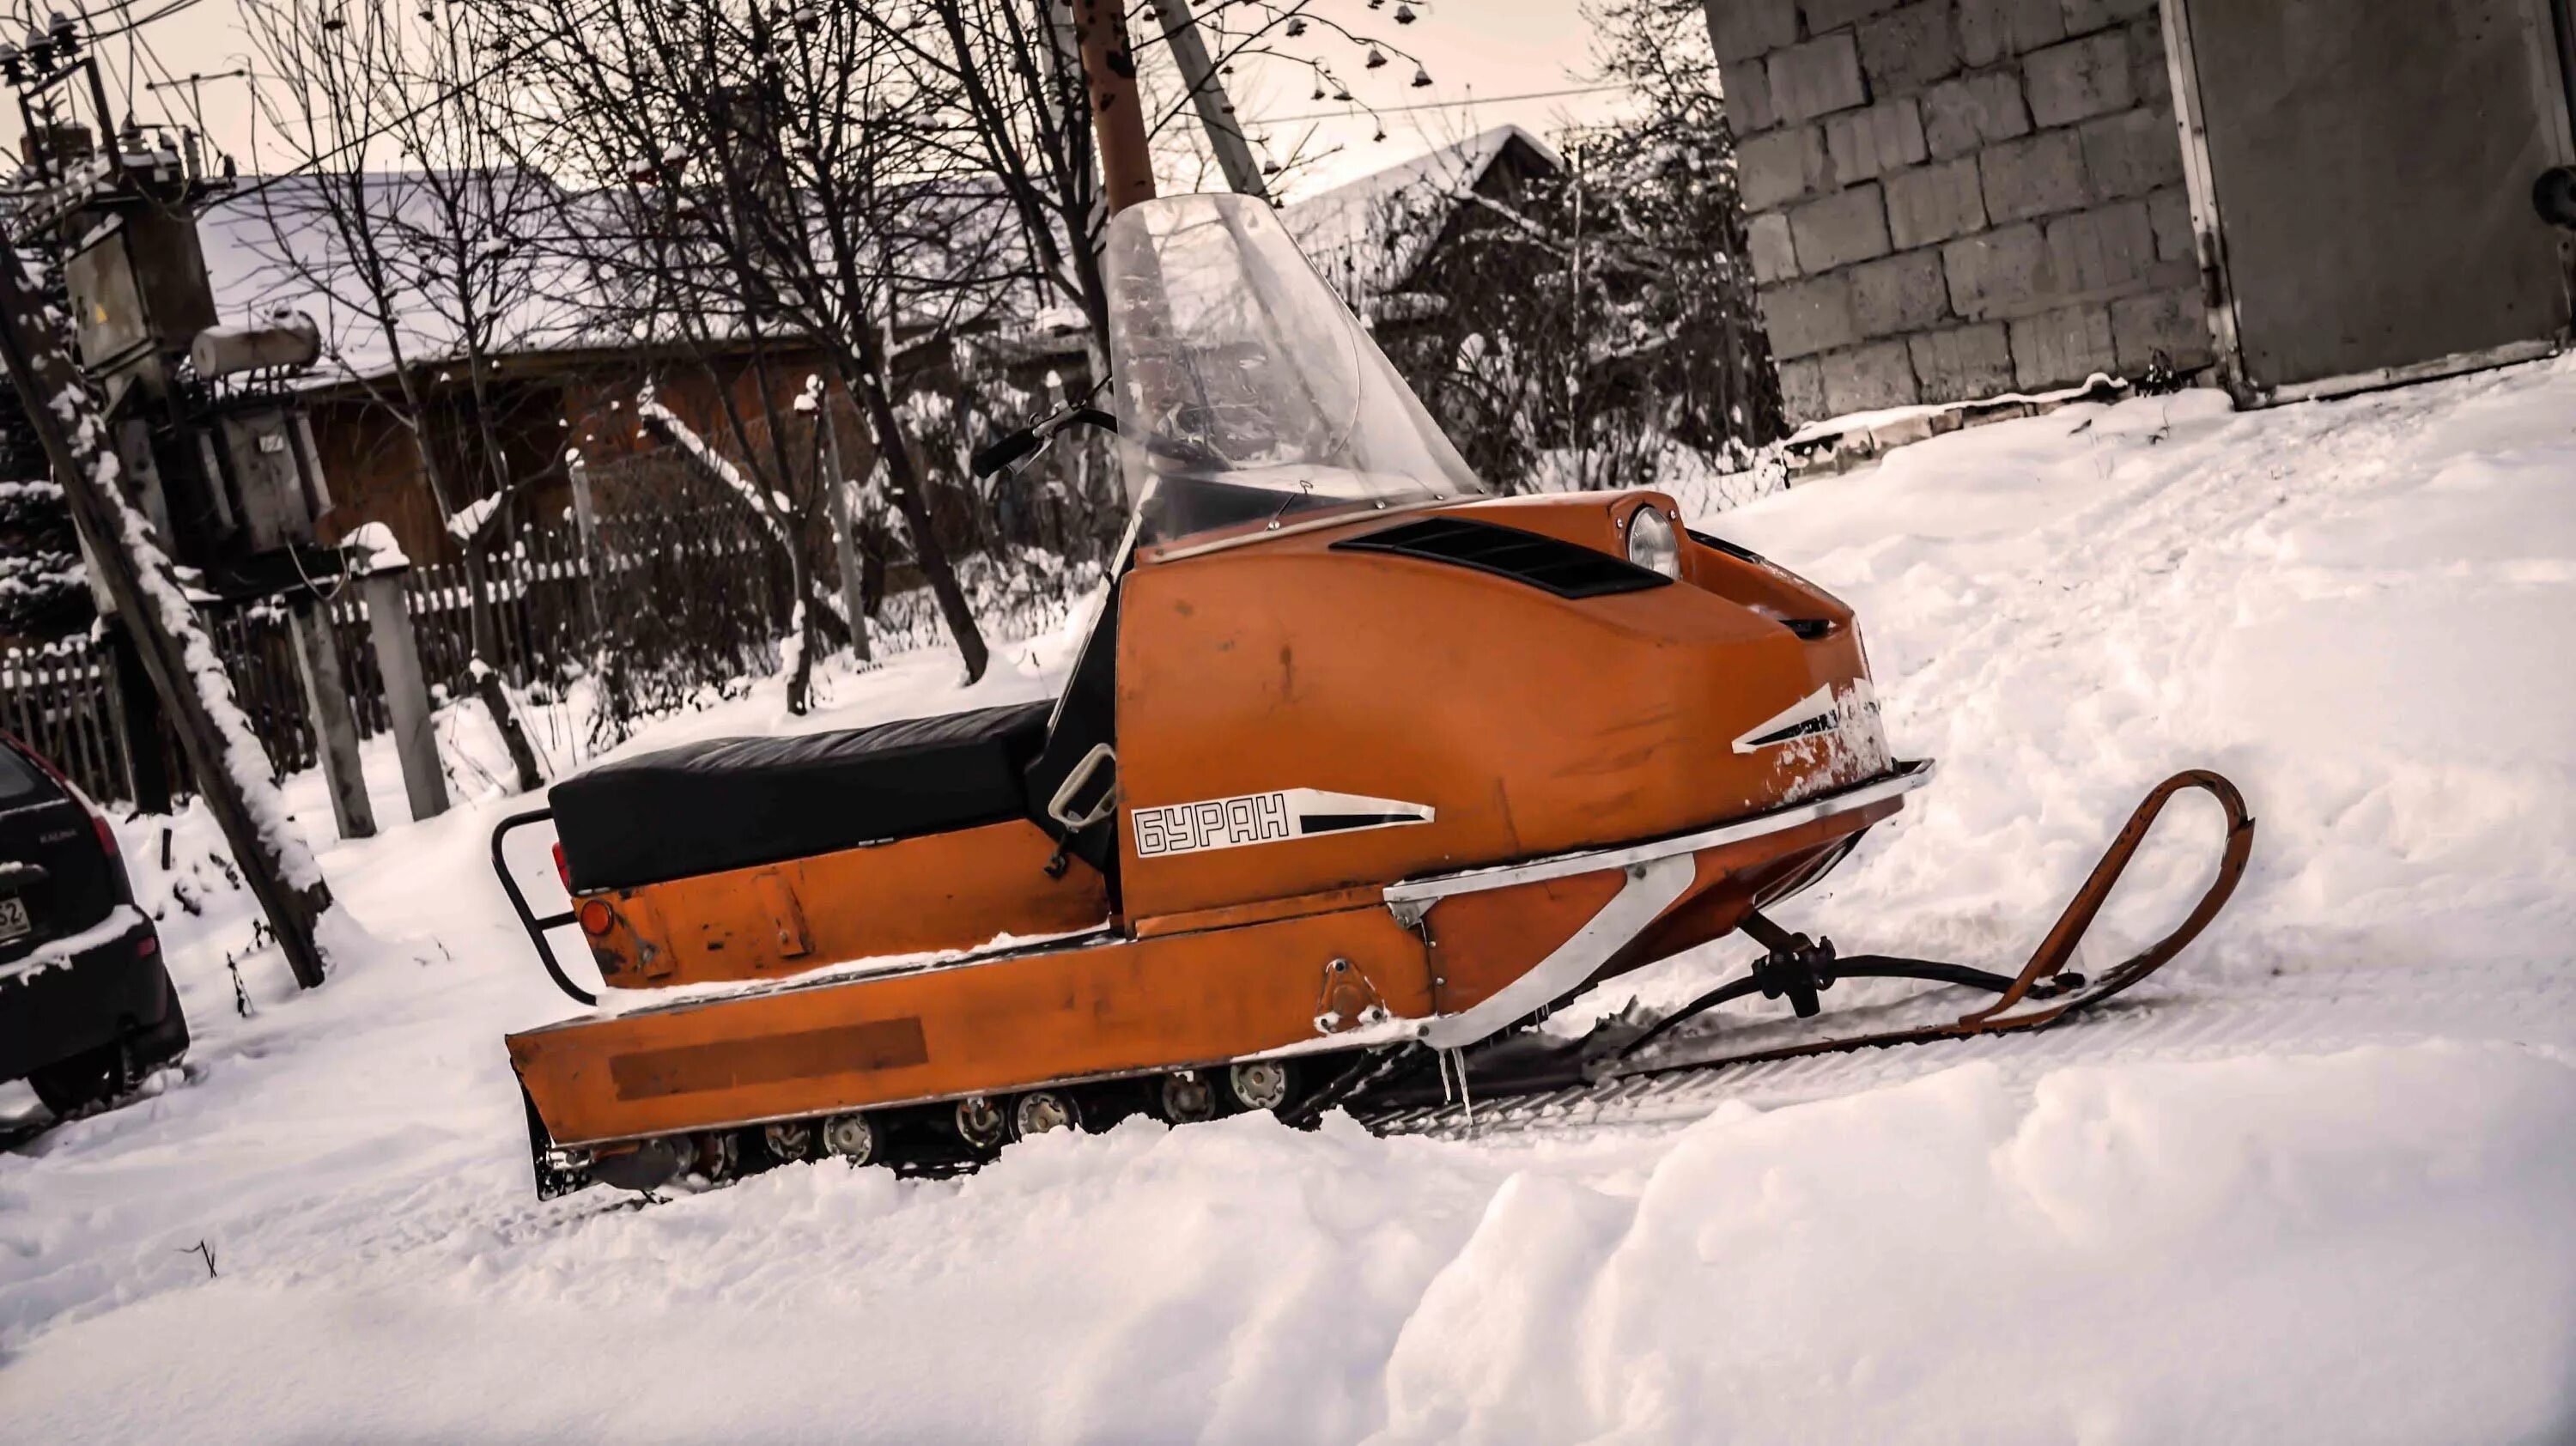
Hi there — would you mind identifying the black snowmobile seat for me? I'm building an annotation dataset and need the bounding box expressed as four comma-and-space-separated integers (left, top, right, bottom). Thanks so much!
550, 700, 1056, 893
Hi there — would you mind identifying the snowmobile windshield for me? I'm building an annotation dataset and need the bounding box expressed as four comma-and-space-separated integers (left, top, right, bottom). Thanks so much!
1103, 191, 1487, 544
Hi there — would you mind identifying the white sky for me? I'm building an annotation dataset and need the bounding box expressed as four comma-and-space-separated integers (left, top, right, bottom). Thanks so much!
1, 0, 1639, 200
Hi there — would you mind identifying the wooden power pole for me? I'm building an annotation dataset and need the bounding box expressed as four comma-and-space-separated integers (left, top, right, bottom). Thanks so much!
1150, 0, 1270, 201
0, 246, 336, 989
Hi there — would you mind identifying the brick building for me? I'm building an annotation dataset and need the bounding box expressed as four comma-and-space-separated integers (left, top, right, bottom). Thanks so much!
1707, 0, 2576, 422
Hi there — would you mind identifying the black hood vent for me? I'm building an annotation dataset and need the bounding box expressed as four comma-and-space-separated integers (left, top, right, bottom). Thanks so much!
1332, 516, 1673, 599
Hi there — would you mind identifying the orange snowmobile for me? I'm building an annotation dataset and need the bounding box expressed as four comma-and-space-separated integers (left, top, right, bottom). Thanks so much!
492, 193, 2252, 1195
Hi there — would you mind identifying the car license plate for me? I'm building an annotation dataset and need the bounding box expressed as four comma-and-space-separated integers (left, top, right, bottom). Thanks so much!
0, 894, 28, 945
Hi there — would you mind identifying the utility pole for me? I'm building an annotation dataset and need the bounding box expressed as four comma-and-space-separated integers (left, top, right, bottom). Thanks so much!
12, 23, 383, 849
0, 247, 335, 989
1149, 0, 1269, 201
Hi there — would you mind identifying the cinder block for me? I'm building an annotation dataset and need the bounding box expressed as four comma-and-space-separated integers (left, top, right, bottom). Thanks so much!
1885, 156, 1988, 248
1850, 247, 1952, 334
1941, 221, 2049, 319
1769, 33, 1870, 125
2148, 185, 2194, 262
1787, 186, 1893, 275
1856, 1, 1959, 97
1749, 211, 1801, 283
1736, 125, 1832, 211
1825, 99, 1929, 183
2128, 17, 2171, 111
1922, 71, 2031, 158
2042, 199, 2155, 293
1957, 0, 2064, 66
1802, 0, 1904, 33
1776, 355, 1831, 422
1759, 273, 1863, 359
2062, 0, 2159, 31
2078, 106, 2184, 199
2111, 286, 2213, 373
1720, 58, 1779, 137
1908, 322, 2017, 401
2024, 30, 2135, 128
2008, 302, 2118, 388
1707, 0, 1798, 64
1790, 183, 1893, 270
1822, 339, 1923, 414
1980, 129, 2090, 222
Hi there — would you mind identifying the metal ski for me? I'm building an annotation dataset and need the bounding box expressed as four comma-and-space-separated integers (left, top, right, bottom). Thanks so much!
1354, 770, 2256, 1128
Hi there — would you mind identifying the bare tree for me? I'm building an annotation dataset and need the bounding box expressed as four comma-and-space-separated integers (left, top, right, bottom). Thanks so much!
484, 0, 1036, 688
235, 0, 565, 787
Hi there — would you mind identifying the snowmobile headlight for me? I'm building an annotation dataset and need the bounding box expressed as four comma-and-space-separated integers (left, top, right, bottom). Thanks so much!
1625, 505, 1680, 579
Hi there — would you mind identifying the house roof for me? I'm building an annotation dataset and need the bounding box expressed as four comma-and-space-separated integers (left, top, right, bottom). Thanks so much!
1279, 124, 1564, 301
194, 133, 1561, 387
198, 170, 1035, 387
197, 170, 596, 385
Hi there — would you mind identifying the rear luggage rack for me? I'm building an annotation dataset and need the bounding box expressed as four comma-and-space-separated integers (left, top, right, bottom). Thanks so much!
1333, 516, 1672, 599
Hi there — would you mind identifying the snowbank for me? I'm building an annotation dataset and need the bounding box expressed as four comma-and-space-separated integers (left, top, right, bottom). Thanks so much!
8, 1046, 2569, 1443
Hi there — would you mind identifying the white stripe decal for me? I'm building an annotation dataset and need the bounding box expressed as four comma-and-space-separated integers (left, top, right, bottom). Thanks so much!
1732, 684, 1838, 754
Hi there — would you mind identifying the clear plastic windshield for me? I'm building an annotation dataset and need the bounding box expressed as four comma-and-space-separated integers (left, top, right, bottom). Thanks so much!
1103, 192, 1488, 544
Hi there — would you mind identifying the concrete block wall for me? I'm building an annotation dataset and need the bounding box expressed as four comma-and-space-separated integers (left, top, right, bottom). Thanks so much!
1710, 0, 2214, 421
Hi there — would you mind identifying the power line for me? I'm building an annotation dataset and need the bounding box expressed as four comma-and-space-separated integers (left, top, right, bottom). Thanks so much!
1250, 81, 1625, 127
219, 0, 623, 209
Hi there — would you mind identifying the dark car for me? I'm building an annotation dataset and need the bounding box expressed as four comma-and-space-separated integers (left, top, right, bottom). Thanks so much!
0, 732, 186, 1116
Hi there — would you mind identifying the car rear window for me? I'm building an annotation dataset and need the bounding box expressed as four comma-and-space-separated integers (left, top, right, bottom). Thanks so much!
0, 744, 56, 806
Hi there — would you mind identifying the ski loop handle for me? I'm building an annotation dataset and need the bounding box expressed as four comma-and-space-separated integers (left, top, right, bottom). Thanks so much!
1953, 769, 2256, 1029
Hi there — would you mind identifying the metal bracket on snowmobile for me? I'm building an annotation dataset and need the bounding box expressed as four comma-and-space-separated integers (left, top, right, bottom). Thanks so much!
491, 807, 599, 1007
1388, 762, 1940, 1049
1045, 743, 1120, 832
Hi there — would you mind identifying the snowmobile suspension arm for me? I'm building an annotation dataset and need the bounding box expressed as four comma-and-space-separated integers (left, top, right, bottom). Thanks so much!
491, 808, 598, 1007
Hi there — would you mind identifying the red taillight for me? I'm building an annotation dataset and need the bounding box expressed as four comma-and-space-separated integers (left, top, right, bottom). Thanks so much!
552, 842, 572, 892
578, 900, 615, 937
135, 932, 158, 957
94, 813, 118, 857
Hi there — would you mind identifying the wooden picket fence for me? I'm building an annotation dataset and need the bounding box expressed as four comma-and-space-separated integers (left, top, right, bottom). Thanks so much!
1, 483, 1098, 809
0, 636, 168, 803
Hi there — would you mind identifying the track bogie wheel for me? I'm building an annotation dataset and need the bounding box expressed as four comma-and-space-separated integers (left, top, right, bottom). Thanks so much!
1226, 1060, 1294, 1114
1158, 1072, 1218, 1124
695, 1131, 739, 1182
1012, 1090, 1080, 1139
821, 1111, 878, 1164
954, 1096, 1007, 1151
762, 1120, 815, 1163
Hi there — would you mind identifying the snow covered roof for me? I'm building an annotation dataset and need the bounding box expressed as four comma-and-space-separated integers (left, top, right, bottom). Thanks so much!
197, 170, 598, 386
197, 168, 1041, 389
188, 139, 1552, 389
1281, 125, 1564, 301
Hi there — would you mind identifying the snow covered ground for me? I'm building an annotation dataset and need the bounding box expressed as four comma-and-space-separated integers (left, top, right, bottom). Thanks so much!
5, 359, 2574, 1443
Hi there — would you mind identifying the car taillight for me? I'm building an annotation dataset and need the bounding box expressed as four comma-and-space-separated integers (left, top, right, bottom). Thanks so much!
136, 932, 158, 957
94, 813, 118, 857
578, 900, 615, 937
552, 842, 572, 892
